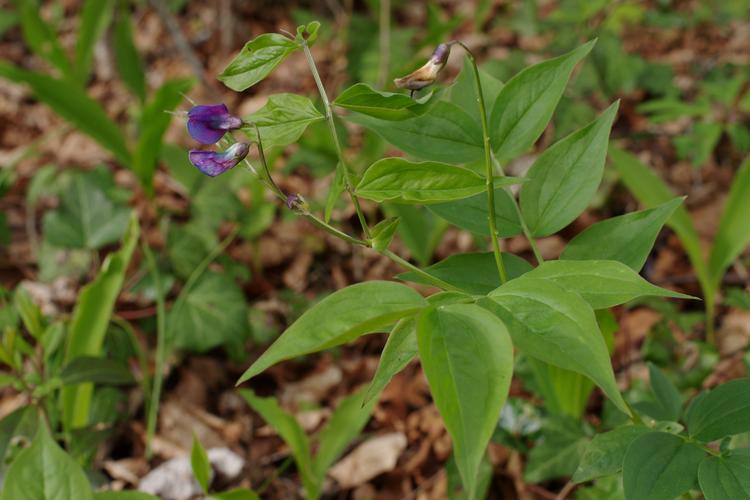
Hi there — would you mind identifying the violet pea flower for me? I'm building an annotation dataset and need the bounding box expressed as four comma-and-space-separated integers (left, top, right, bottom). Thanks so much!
187, 104, 243, 144
189, 143, 250, 177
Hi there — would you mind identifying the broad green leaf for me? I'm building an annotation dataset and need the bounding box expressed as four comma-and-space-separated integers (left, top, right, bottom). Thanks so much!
133, 79, 194, 193
449, 56, 504, 124
74, 0, 115, 83
61, 214, 138, 430
524, 418, 588, 483
398, 252, 533, 294
647, 363, 682, 422
383, 204, 447, 266
523, 260, 693, 309
191, 435, 211, 493
239, 390, 316, 497
417, 304, 513, 498
685, 378, 750, 442
42, 171, 130, 250
0, 63, 131, 165
370, 217, 399, 252
356, 158, 521, 204
313, 387, 376, 479
0, 406, 34, 479
428, 187, 522, 238
698, 451, 750, 500
708, 156, 750, 291
573, 425, 650, 483
622, 432, 704, 500
561, 197, 684, 271
218, 33, 300, 91
609, 147, 710, 295
16, 0, 73, 78
167, 222, 216, 280
238, 281, 427, 383
241, 94, 324, 149
334, 83, 439, 120
520, 102, 619, 236
363, 318, 417, 406
347, 101, 484, 163
112, 7, 146, 102
2, 422, 93, 500
483, 278, 629, 415
168, 272, 249, 353
60, 356, 134, 386
489, 40, 595, 161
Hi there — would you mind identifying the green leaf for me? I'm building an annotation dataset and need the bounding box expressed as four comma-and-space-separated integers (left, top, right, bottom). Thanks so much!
60, 356, 134, 386
490, 40, 596, 161
417, 304, 513, 498
428, 187, 522, 238
647, 363, 682, 422
313, 387, 376, 479
74, 0, 115, 83
685, 378, 750, 442
112, 7, 146, 102
573, 425, 650, 483
561, 197, 684, 271
2, 422, 93, 500
14, 288, 44, 339
241, 94, 324, 149
363, 317, 417, 407
239, 390, 317, 497
191, 435, 212, 493
524, 418, 588, 483
622, 431, 704, 500
482, 278, 629, 415
42, 171, 130, 250
15, 0, 73, 78
167, 222, 216, 279
383, 204, 447, 266
133, 79, 194, 193
708, 155, 750, 291
218, 33, 300, 91
0, 406, 34, 479
370, 217, 399, 252
0, 9, 19, 38
609, 147, 710, 296
168, 272, 249, 353
346, 101, 484, 163
334, 82, 439, 120
237, 281, 427, 383
698, 451, 750, 500
520, 101, 619, 236
522, 260, 693, 309
398, 252, 533, 294
449, 56, 504, 124
61, 214, 139, 430
0, 63, 131, 164
356, 158, 521, 204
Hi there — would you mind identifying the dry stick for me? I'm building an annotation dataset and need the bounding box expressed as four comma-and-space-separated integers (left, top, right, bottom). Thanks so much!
453, 41, 508, 283
301, 39, 371, 239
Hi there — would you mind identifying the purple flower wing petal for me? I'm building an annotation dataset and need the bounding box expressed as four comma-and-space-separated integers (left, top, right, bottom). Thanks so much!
187, 119, 226, 145
189, 150, 237, 177
188, 104, 230, 120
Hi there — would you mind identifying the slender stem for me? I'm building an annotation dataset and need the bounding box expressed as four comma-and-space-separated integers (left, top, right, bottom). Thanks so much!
301, 211, 368, 246
377, 0, 390, 88
491, 153, 545, 264
301, 39, 371, 239
381, 249, 461, 292
252, 123, 286, 200
140, 241, 165, 460
454, 41, 508, 284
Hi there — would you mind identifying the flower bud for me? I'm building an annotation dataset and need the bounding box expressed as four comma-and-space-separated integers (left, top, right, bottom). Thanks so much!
189, 143, 250, 177
187, 103, 243, 145
393, 43, 451, 92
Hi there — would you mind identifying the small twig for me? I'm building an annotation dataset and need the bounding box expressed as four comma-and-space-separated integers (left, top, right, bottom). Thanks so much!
555, 481, 577, 500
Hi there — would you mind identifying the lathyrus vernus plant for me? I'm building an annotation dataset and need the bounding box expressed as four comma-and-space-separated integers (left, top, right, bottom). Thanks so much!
183, 22, 749, 500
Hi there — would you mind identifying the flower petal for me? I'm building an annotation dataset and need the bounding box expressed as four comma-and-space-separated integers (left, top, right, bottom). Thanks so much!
189, 143, 250, 177
187, 103, 243, 144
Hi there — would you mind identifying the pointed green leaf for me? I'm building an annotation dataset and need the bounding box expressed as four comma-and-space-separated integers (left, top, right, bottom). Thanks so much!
417, 304, 513, 498
191, 435, 211, 493
112, 7, 146, 102
16, 0, 73, 78
218, 33, 300, 91
523, 260, 694, 309
74, 0, 115, 83
490, 40, 596, 161
237, 281, 427, 383
449, 56, 504, 123
363, 318, 417, 407
562, 197, 684, 271
334, 83, 439, 120
698, 451, 750, 500
370, 217, 400, 252
520, 101, 619, 236
241, 94, 324, 149
573, 425, 650, 483
647, 363, 682, 422
685, 378, 750, 442
524, 418, 588, 483
428, 187, 523, 238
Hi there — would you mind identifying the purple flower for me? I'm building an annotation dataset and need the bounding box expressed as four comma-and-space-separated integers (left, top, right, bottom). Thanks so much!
187, 104, 243, 145
189, 143, 250, 177
286, 193, 300, 209
394, 43, 452, 92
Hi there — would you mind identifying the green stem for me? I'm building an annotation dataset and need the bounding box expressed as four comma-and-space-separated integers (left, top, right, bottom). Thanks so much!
381, 249, 461, 292
301, 211, 368, 246
454, 41, 507, 283
301, 39, 371, 239
140, 241, 165, 460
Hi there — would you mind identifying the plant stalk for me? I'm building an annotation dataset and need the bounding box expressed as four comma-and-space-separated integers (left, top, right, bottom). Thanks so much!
301, 39, 371, 239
